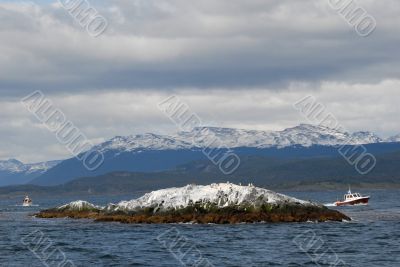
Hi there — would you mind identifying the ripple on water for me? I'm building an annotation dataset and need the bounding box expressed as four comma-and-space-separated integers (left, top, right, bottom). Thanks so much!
0, 191, 399, 266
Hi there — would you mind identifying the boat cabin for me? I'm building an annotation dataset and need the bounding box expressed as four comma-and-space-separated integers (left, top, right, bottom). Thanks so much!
334, 187, 370, 206
344, 193, 361, 200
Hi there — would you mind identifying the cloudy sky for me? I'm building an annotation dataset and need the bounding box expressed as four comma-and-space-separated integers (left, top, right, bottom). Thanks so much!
0, 0, 399, 163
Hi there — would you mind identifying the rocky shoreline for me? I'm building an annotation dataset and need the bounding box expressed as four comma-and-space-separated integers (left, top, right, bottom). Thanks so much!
35, 183, 350, 224
36, 205, 349, 224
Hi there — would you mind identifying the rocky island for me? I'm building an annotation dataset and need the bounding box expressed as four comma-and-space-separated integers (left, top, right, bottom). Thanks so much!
36, 183, 350, 224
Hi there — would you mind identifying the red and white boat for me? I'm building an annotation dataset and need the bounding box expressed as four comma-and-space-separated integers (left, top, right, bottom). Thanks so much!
334, 188, 370, 206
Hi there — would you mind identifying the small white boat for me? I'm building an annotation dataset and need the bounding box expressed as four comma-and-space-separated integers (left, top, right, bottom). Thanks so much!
23, 195, 33, 207
334, 187, 370, 207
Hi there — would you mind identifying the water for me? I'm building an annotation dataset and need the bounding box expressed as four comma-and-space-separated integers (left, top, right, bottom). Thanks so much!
0, 190, 399, 266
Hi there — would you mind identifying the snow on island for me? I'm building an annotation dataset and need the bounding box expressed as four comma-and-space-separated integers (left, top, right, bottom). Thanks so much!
112, 183, 314, 211
37, 183, 350, 224
58, 200, 101, 212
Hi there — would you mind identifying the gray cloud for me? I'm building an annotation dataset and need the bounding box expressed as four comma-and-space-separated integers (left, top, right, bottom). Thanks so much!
2, 81, 400, 162
1, 1, 400, 162
0, 0, 399, 95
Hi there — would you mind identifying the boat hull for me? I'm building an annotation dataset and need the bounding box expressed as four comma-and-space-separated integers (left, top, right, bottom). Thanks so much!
335, 197, 369, 206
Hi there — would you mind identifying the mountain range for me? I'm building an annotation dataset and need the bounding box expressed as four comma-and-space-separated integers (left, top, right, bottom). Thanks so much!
94, 124, 386, 152
0, 159, 60, 186
1, 124, 400, 187
2, 149, 400, 198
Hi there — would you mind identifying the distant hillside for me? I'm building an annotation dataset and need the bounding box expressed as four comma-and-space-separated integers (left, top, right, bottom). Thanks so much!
29, 142, 400, 186
1, 149, 400, 198
176, 149, 400, 186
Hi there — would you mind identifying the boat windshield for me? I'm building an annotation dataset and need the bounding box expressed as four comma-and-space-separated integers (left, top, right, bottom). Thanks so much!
345, 193, 362, 199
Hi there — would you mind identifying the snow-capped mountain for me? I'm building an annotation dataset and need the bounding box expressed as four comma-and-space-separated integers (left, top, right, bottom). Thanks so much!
0, 159, 60, 174
350, 131, 383, 144
94, 133, 193, 153
0, 159, 61, 186
94, 123, 386, 153
29, 123, 400, 187
58, 183, 318, 213
0, 159, 25, 173
387, 134, 400, 142
25, 160, 61, 174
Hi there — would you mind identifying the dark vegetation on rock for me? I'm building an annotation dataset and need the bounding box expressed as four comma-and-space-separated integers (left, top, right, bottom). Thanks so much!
36, 204, 350, 224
